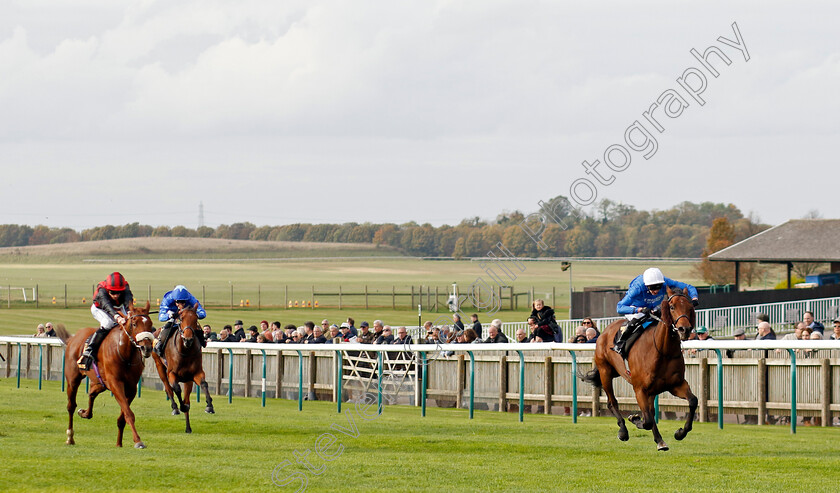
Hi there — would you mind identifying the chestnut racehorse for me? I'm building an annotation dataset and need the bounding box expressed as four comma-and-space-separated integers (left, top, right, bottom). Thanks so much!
151, 303, 214, 433
57, 301, 155, 448
581, 287, 698, 451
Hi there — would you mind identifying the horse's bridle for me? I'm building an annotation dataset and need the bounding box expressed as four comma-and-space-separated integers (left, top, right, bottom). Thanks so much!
116, 313, 154, 365
650, 293, 694, 357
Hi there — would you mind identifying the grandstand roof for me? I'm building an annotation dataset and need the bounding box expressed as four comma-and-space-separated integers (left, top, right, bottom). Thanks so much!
709, 219, 840, 263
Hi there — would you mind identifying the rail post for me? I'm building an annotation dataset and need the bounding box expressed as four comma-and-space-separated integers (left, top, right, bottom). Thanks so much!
787, 349, 797, 434
296, 350, 303, 411
260, 349, 267, 408
16, 343, 21, 388
227, 348, 234, 404
570, 350, 578, 423
377, 351, 383, 412
516, 350, 525, 423
420, 352, 427, 417
713, 349, 724, 429
38, 345, 43, 390
467, 351, 475, 419
138, 376, 142, 398
336, 351, 343, 413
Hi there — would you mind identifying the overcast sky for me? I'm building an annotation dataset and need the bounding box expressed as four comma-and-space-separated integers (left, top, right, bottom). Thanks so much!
1, 1, 837, 230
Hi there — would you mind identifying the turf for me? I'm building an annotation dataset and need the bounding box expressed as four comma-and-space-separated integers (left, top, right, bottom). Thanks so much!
1, 378, 838, 492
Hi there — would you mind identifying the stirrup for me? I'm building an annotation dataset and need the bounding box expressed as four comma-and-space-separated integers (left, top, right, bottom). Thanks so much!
77, 353, 92, 371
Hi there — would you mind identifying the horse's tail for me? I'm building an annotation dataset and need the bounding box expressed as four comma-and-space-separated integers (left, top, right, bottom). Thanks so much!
579, 367, 602, 389
54, 324, 72, 345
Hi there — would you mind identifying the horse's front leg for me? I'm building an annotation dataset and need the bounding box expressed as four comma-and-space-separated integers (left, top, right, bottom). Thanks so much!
644, 393, 668, 451
183, 381, 193, 434
670, 380, 698, 441
111, 383, 144, 448
65, 372, 84, 445
169, 372, 189, 414
195, 371, 214, 414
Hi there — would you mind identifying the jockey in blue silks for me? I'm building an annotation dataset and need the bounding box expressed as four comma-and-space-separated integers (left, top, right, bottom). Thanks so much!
154, 285, 207, 355
612, 268, 699, 357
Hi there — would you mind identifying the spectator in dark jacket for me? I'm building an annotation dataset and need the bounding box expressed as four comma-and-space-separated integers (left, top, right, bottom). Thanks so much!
375, 326, 394, 345
469, 314, 483, 339
530, 299, 560, 342
484, 324, 509, 343
232, 320, 246, 341
527, 316, 553, 343
756, 322, 776, 340
803, 311, 825, 335
242, 325, 259, 343
203, 324, 218, 342
45, 322, 56, 337
452, 313, 465, 332
392, 326, 413, 345
585, 328, 599, 343
309, 326, 327, 344
218, 325, 238, 343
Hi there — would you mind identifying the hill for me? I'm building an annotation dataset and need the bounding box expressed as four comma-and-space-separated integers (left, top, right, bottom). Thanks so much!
0, 237, 403, 262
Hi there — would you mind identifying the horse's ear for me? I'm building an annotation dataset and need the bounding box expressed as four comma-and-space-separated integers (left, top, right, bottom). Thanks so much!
128, 299, 135, 311
144, 300, 150, 312
193, 302, 199, 311
660, 297, 673, 326
666, 285, 674, 296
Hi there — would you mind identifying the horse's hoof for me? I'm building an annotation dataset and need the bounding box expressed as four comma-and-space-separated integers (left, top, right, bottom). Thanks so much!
185, 428, 192, 434
205, 407, 215, 414
674, 428, 687, 441
134, 442, 146, 449
657, 443, 669, 451
180, 404, 190, 413
77, 409, 91, 419
618, 431, 629, 442
172, 409, 180, 416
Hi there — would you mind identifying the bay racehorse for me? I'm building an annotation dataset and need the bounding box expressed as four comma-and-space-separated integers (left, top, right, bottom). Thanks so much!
151, 303, 214, 433
581, 287, 698, 451
57, 301, 155, 448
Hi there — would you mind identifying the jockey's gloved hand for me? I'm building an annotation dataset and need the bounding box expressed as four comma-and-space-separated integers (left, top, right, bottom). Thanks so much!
167, 310, 175, 320
641, 307, 651, 316
692, 299, 699, 307
651, 306, 662, 317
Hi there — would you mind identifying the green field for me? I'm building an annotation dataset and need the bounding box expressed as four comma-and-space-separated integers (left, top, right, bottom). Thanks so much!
0, 258, 714, 336
1, 378, 838, 492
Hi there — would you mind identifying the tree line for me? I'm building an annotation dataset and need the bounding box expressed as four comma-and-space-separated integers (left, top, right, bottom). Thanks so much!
0, 197, 767, 260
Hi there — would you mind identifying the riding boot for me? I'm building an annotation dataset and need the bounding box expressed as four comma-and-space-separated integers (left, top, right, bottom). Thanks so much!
77, 328, 109, 371
612, 317, 642, 357
154, 321, 174, 357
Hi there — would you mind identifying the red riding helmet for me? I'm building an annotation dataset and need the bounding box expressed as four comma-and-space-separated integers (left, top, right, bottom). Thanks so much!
104, 272, 127, 292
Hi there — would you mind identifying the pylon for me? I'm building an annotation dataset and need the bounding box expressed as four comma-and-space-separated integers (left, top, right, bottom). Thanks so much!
294, 300, 299, 307
314, 300, 319, 308
81, 297, 86, 304
52, 297, 56, 304
307, 301, 311, 307
245, 299, 251, 307
288, 300, 293, 308
239, 299, 244, 307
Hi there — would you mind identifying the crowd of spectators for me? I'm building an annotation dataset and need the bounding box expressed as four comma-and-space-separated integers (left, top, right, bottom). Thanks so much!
33, 322, 56, 337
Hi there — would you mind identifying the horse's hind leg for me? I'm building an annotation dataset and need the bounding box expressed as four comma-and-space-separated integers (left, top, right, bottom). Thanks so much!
78, 380, 106, 419
600, 371, 629, 441
153, 355, 179, 415
671, 380, 698, 441
65, 373, 83, 445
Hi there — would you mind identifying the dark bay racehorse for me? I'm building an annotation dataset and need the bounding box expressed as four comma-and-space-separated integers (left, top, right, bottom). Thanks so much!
58, 301, 155, 448
151, 303, 214, 433
581, 287, 698, 451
